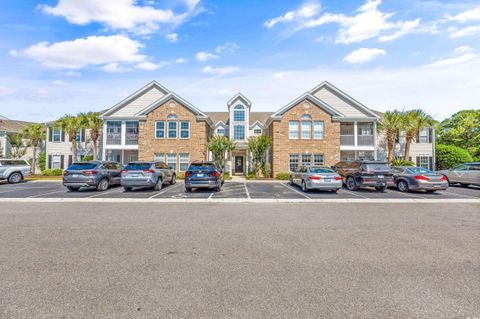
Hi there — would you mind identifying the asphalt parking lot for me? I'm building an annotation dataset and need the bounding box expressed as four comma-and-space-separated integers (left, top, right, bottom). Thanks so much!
0, 180, 479, 200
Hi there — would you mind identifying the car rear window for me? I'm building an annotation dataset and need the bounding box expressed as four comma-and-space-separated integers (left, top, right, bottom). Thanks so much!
125, 163, 152, 170
407, 167, 432, 174
67, 163, 97, 170
361, 163, 390, 171
0, 160, 27, 166
309, 167, 335, 173
188, 164, 215, 172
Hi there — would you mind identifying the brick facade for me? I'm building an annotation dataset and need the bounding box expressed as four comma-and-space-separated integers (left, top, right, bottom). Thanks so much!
269, 99, 340, 177
138, 98, 211, 169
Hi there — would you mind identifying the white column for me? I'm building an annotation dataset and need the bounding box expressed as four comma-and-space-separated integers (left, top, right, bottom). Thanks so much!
101, 122, 107, 161
245, 152, 249, 175
229, 151, 233, 176
373, 121, 377, 160
121, 121, 126, 146
353, 121, 358, 160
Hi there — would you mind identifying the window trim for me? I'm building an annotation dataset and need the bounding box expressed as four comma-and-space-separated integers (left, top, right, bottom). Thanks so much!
233, 124, 245, 141
155, 121, 165, 139
289, 121, 300, 140
52, 127, 62, 143
313, 121, 324, 140
180, 121, 190, 139
313, 154, 324, 166
167, 121, 178, 139
289, 154, 299, 172
179, 153, 190, 171
216, 128, 226, 136
167, 153, 177, 171
301, 120, 311, 139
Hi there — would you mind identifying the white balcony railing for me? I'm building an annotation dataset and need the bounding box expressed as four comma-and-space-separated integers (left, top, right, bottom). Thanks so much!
341, 135, 354, 145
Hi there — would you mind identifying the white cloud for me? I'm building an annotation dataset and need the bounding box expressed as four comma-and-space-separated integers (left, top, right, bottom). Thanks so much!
264, 2, 321, 28
448, 25, 480, 38
378, 19, 421, 42
102, 63, 130, 73
136, 61, 162, 70
52, 80, 66, 85
0, 86, 15, 96
21, 35, 146, 69
447, 8, 480, 23
202, 66, 239, 75
166, 33, 178, 43
39, 0, 201, 34
61, 70, 82, 77
215, 42, 239, 54
175, 58, 188, 64
343, 48, 386, 64
196, 51, 219, 61
426, 47, 477, 67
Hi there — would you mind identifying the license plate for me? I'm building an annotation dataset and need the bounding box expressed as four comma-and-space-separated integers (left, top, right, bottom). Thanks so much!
323, 178, 331, 182
71, 174, 78, 178
197, 173, 204, 177
377, 175, 384, 178
131, 174, 139, 178
434, 184, 441, 188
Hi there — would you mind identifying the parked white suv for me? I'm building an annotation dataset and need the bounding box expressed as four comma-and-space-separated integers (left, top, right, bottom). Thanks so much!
0, 159, 31, 184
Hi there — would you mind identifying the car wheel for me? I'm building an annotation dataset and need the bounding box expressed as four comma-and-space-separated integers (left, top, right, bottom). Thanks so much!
346, 177, 358, 191
397, 180, 409, 192
96, 178, 109, 191
460, 183, 470, 187
426, 190, 437, 193
375, 186, 386, 192
301, 180, 309, 192
331, 189, 338, 193
154, 178, 163, 191
289, 176, 294, 185
8, 172, 22, 184
170, 174, 176, 185
185, 187, 192, 192
67, 186, 80, 191
124, 187, 132, 192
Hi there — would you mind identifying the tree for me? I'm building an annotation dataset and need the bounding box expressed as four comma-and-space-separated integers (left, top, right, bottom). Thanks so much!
377, 110, 403, 162
7, 133, 29, 159
247, 135, 272, 178
79, 112, 103, 160
56, 115, 82, 162
401, 109, 435, 161
435, 144, 473, 170
437, 110, 480, 160
22, 123, 46, 174
207, 135, 236, 169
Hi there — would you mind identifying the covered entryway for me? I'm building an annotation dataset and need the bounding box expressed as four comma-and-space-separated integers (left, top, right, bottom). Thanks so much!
234, 156, 244, 174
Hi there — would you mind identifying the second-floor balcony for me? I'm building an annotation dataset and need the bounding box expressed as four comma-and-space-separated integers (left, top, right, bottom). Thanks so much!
358, 135, 374, 146
341, 135, 354, 145
340, 122, 375, 147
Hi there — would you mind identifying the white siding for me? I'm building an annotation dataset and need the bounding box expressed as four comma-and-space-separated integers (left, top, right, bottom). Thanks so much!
108, 86, 166, 118
313, 87, 370, 118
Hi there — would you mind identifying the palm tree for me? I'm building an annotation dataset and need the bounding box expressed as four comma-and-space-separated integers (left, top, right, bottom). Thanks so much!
22, 123, 46, 174
207, 135, 236, 170
377, 110, 403, 162
79, 112, 103, 160
401, 109, 435, 161
56, 115, 82, 162
247, 135, 272, 178
7, 133, 29, 159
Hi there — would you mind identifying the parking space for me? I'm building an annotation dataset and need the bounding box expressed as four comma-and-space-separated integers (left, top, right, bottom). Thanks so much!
0, 180, 479, 200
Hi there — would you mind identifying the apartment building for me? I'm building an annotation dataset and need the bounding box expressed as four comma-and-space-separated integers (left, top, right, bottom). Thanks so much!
0, 117, 38, 160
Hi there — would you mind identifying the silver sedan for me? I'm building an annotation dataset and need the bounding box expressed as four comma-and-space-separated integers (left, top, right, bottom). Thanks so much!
392, 166, 448, 193
290, 166, 343, 192
438, 162, 480, 187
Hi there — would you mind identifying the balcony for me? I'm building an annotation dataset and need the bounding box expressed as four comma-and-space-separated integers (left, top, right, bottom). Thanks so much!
358, 135, 374, 146
341, 135, 354, 146
106, 133, 121, 145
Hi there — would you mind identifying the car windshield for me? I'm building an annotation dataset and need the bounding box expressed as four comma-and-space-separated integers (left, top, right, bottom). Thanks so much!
189, 164, 215, 172
407, 167, 433, 174
362, 163, 390, 171
67, 163, 97, 170
0, 160, 27, 166
124, 163, 151, 170
309, 167, 335, 173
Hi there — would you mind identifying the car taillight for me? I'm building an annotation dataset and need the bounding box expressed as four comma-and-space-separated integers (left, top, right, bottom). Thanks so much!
334, 176, 342, 181
83, 170, 97, 175
143, 169, 155, 173
440, 175, 447, 181
309, 176, 320, 180
184, 172, 189, 177
414, 175, 429, 181
63, 170, 69, 175
121, 170, 128, 173
211, 171, 219, 177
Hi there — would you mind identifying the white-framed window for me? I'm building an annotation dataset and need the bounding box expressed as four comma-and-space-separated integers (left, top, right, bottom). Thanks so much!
314, 154, 324, 166
289, 121, 299, 139
233, 125, 245, 140
418, 128, 430, 143
168, 114, 177, 120
253, 128, 262, 135
180, 121, 190, 139
302, 154, 312, 166
179, 153, 189, 171
217, 128, 225, 136
167, 153, 177, 171
289, 154, 299, 172
168, 121, 177, 139
75, 128, 82, 142
52, 155, 61, 169
106, 121, 122, 145
53, 127, 62, 142
398, 131, 406, 144
233, 105, 245, 121
313, 121, 324, 139
301, 121, 311, 139
154, 153, 165, 161
155, 121, 165, 139
417, 155, 432, 170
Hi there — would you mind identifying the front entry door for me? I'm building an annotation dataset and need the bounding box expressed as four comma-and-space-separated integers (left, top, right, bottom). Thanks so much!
234, 156, 244, 174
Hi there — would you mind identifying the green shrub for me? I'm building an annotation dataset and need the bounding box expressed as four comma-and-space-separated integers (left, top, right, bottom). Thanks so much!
276, 172, 291, 180
223, 172, 231, 180
176, 172, 185, 180
261, 163, 271, 177
246, 173, 256, 180
391, 158, 415, 166
82, 155, 93, 161
41, 169, 63, 176
436, 144, 473, 170
38, 151, 46, 171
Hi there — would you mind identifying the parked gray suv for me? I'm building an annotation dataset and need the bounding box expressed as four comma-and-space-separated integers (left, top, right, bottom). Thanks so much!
63, 161, 123, 191
0, 159, 31, 184
121, 161, 176, 191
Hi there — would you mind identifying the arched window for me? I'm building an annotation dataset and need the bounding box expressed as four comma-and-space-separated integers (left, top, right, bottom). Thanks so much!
233, 105, 245, 121
301, 114, 312, 120
167, 114, 177, 120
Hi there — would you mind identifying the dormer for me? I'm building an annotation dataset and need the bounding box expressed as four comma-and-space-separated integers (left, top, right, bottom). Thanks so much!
227, 93, 251, 142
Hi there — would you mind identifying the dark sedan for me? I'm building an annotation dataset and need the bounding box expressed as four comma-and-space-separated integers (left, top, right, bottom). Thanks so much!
63, 161, 123, 191
392, 166, 448, 193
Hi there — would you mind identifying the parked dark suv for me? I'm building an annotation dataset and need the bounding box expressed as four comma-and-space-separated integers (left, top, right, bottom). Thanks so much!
63, 161, 123, 191
333, 160, 394, 191
184, 161, 224, 192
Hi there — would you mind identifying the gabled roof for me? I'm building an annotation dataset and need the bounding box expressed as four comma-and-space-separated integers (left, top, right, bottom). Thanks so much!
271, 93, 344, 119
249, 112, 273, 125
102, 81, 169, 117
0, 119, 35, 133
135, 92, 209, 120
227, 93, 252, 107
249, 120, 265, 129
309, 81, 379, 119
206, 112, 229, 125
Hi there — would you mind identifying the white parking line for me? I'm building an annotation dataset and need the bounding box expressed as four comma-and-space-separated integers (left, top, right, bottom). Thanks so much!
244, 181, 251, 199
28, 189, 67, 198
207, 192, 214, 200
148, 183, 182, 199
340, 189, 369, 199
87, 186, 123, 198
281, 182, 311, 199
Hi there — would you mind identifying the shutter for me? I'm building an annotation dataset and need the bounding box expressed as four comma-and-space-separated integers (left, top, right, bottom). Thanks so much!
395, 131, 399, 143
81, 129, 86, 142
428, 128, 433, 143
61, 130, 65, 142
416, 156, 420, 167
48, 155, 52, 169
60, 155, 65, 169
68, 155, 72, 166
48, 127, 52, 142
416, 130, 420, 143
428, 156, 433, 170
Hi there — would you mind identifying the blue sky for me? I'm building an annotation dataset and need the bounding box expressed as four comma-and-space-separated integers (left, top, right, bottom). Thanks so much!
0, 0, 479, 122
